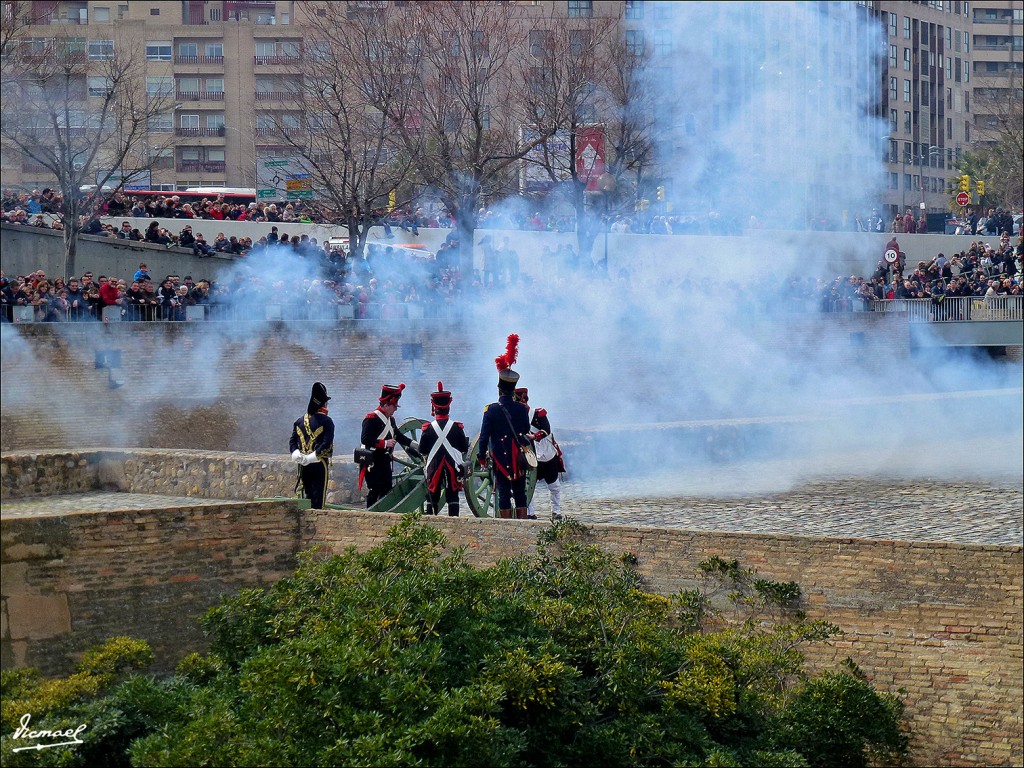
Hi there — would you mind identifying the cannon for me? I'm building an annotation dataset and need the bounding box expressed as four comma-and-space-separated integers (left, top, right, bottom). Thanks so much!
364, 417, 536, 517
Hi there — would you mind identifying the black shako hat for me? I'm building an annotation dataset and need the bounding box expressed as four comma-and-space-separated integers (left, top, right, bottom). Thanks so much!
495, 333, 520, 394
513, 387, 529, 404
307, 382, 331, 414
379, 383, 406, 406
431, 381, 452, 413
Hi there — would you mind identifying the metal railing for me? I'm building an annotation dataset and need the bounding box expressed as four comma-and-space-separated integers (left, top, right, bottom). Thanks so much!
173, 55, 225, 65
3, 302, 469, 325
175, 90, 225, 101
175, 127, 227, 137
253, 55, 302, 66
870, 296, 1023, 321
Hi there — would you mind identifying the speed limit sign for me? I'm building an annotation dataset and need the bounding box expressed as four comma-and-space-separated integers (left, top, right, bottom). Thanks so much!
884, 248, 899, 264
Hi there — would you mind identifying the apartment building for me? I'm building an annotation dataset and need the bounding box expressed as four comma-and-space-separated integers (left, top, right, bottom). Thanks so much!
3, 0, 303, 191
970, 0, 1023, 147
0, 0, 1017, 218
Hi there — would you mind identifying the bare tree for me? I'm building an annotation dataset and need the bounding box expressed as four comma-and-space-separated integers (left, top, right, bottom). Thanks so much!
517, 10, 625, 264
0, 22, 170, 278
972, 71, 1023, 211
278, 1, 418, 259
363, 2, 555, 278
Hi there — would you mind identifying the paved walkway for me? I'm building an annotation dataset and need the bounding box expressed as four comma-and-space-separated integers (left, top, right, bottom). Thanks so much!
3, 474, 1020, 546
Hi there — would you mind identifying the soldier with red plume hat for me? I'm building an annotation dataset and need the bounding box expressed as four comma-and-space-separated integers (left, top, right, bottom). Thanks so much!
418, 381, 470, 516
476, 334, 533, 519
359, 383, 420, 507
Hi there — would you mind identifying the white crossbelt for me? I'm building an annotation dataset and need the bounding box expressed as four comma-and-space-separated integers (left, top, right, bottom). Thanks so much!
368, 410, 395, 447
530, 408, 557, 462
426, 420, 465, 468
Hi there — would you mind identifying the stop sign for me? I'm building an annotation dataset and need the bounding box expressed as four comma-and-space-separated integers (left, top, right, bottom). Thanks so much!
956, 192, 970, 207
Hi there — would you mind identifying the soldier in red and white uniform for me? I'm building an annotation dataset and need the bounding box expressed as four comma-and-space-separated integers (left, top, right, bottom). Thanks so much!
515, 387, 565, 520
359, 383, 419, 507
418, 382, 470, 516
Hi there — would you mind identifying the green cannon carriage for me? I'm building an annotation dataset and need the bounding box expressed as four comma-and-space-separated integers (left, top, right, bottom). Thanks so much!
362, 417, 536, 517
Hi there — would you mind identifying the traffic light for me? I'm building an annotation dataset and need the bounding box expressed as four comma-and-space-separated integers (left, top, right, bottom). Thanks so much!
958, 175, 971, 193
656, 185, 665, 202
976, 179, 985, 197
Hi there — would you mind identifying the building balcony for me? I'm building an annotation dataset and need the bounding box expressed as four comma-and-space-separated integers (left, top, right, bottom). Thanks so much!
174, 55, 225, 65
176, 160, 227, 173
176, 91, 225, 102
175, 127, 227, 138
254, 55, 302, 66
254, 91, 300, 101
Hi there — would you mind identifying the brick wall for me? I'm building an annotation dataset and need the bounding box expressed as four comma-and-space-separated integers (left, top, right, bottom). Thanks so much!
1, 451, 1021, 766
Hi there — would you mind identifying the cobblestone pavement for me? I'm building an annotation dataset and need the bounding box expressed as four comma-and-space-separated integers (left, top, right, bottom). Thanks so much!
544, 475, 1022, 546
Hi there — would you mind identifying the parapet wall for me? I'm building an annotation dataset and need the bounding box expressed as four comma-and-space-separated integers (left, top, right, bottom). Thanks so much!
1, 449, 1021, 767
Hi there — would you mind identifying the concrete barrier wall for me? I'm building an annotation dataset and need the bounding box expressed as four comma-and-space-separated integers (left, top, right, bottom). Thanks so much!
1, 448, 1020, 767
2, 220, 993, 286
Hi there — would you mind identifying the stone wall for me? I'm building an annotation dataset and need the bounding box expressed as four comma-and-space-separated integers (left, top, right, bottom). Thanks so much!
1, 450, 1019, 767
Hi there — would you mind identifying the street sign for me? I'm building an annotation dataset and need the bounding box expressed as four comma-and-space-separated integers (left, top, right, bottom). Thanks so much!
257, 188, 277, 200
263, 160, 290, 168
884, 248, 899, 264
286, 190, 313, 199
956, 192, 970, 207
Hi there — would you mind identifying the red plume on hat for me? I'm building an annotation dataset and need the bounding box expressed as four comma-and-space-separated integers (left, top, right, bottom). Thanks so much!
495, 333, 520, 371
431, 381, 452, 412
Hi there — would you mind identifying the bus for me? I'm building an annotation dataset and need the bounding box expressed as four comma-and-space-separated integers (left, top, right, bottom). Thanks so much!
120, 188, 257, 208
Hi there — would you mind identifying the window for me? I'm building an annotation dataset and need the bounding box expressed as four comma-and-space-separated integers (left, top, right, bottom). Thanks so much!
255, 42, 275, 58
94, 6, 109, 22
150, 7, 159, 15
569, 30, 590, 57
205, 42, 223, 58
281, 114, 301, 130
148, 112, 172, 131
529, 30, 552, 58
889, 108, 898, 131
207, 149, 225, 162
921, 86, 929, 105
889, 12, 897, 37
625, 0, 643, 20
181, 148, 200, 161
889, 44, 897, 68
146, 41, 171, 61
963, 31, 969, 53
567, 0, 593, 19
653, 29, 672, 56
964, 91, 969, 111
281, 41, 300, 58
889, 172, 899, 190
471, 30, 487, 54
178, 42, 197, 58
146, 76, 172, 96
179, 114, 199, 130
205, 78, 224, 94
903, 79, 911, 102
904, 110, 911, 132
903, 16, 911, 39
889, 138, 899, 162
889, 76, 898, 101
88, 76, 112, 97
903, 48, 911, 71
178, 77, 199, 93
207, 114, 225, 130
89, 39, 114, 60
256, 113, 274, 131
626, 29, 644, 57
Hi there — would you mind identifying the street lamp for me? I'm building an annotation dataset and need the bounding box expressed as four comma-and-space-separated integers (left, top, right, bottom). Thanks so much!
597, 173, 616, 274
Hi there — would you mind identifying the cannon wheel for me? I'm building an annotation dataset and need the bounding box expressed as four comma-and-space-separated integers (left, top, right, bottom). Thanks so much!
463, 436, 536, 518
364, 417, 428, 514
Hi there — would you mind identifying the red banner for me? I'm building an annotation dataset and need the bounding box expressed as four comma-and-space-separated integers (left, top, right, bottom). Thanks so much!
575, 126, 606, 192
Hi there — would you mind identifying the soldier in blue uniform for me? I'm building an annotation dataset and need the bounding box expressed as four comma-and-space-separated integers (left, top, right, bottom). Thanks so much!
515, 387, 565, 521
359, 383, 420, 507
418, 382, 470, 516
289, 382, 335, 509
476, 334, 532, 519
